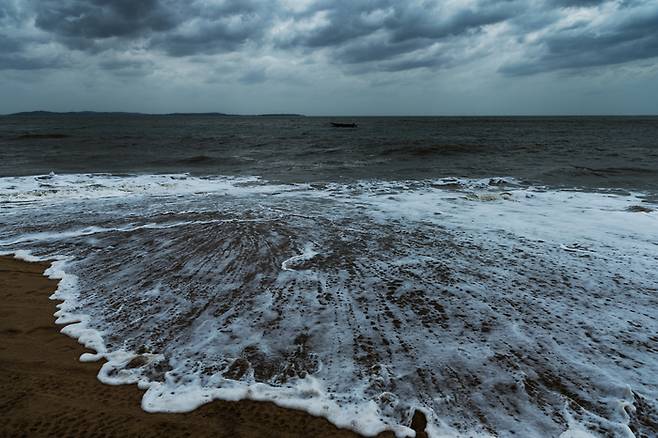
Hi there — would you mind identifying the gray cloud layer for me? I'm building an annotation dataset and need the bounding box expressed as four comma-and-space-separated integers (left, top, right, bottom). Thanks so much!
0, 0, 658, 83
502, 1, 658, 75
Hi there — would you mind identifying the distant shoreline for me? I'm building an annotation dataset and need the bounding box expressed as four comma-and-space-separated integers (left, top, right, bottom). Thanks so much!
3, 111, 657, 117
4, 111, 306, 117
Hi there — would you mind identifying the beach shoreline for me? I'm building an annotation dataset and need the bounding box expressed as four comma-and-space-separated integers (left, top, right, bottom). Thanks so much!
0, 255, 404, 438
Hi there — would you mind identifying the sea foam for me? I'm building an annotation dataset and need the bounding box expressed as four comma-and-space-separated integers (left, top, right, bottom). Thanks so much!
1, 173, 656, 437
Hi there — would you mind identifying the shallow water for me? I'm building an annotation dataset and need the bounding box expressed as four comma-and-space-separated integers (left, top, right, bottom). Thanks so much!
1, 173, 657, 437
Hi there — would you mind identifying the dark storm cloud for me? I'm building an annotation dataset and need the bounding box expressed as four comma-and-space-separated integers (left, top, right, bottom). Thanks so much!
384, 2, 517, 43
1, 0, 658, 76
0, 31, 68, 71
501, 3, 658, 75
151, 2, 271, 57
550, 0, 608, 6
0, 3, 14, 19
334, 37, 424, 64
24, 0, 275, 56
277, 1, 388, 48
0, 33, 22, 52
33, 0, 177, 41
151, 23, 257, 57
266, 0, 522, 77
279, 0, 518, 69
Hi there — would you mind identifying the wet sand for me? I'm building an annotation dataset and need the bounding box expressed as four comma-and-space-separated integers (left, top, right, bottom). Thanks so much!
0, 256, 408, 438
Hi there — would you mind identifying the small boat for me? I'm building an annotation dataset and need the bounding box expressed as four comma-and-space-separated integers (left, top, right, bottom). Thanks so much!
330, 122, 357, 128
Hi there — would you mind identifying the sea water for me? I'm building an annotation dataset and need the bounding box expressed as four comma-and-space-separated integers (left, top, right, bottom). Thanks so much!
1, 115, 657, 437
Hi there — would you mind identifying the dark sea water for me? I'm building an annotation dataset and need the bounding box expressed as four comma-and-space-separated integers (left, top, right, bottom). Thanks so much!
1, 115, 657, 437
2, 115, 658, 193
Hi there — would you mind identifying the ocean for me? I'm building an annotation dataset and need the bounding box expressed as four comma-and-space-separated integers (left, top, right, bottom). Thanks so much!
1, 114, 657, 437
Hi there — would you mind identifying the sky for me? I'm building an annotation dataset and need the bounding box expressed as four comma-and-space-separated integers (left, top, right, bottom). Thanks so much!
1, 0, 657, 115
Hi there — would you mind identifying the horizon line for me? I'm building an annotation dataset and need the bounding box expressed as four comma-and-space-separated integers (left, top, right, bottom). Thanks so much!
3, 110, 658, 118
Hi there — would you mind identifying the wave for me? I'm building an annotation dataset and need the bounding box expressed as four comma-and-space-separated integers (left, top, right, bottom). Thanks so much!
1, 173, 657, 437
173, 155, 256, 166
380, 143, 483, 158
544, 166, 658, 178
575, 166, 658, 176
14, 133, 71, 140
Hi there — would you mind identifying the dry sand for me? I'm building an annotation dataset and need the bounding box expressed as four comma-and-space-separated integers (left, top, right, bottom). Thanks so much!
0, 256, 419, 438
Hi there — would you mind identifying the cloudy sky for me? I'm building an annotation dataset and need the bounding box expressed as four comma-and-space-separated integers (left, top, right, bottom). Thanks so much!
1, 0, 657, 115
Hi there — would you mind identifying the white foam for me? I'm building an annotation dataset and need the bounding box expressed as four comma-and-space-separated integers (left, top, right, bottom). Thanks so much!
0, 172, 298, 204
1, 173, 656, 437
281, 243, 318, 271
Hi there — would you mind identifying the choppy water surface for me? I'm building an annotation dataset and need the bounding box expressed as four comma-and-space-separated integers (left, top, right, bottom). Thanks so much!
1, 172, 657, 437
2, 115, 658, 193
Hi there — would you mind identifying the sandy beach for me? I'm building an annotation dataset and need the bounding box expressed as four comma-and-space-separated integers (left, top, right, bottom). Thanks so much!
0, 256, 410, 438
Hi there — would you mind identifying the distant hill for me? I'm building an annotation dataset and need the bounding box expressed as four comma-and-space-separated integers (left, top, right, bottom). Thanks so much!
7, 111, 145, 117
163, 112, 231, 117
5, 111, 304, 117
